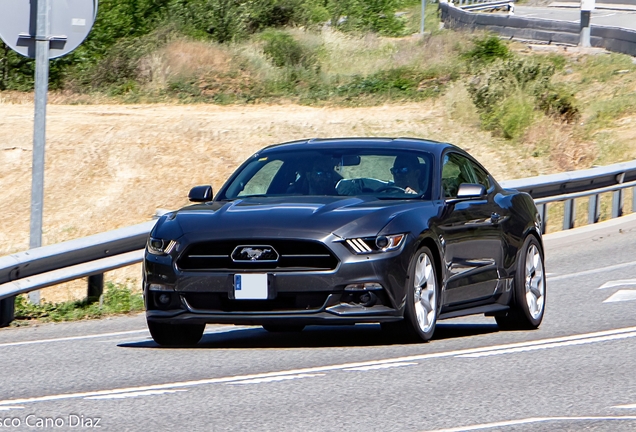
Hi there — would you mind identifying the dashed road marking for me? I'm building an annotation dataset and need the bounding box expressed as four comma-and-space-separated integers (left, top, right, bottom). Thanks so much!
0, 406, 24, 411
614, 403, 636, 409
227, 373, 325, 385
599, 279, 636, 289
344, 362, 418, 371
85, 389, 187, 400
604, 290, 636, 303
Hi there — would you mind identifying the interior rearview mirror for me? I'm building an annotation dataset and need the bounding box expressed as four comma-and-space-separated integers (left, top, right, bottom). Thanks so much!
188, 185, 213, 203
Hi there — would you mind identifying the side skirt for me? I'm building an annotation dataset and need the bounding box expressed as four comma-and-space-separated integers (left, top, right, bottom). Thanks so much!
439, 304, 509, 320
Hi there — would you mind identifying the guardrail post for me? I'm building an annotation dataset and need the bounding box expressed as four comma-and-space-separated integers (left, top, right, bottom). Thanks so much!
87, 273, 104, 302
538, 203, 547, 234
563, 199, 575, 230
612, 190, 623, 218
0, 297, 15, 327
588, 194, 600, 224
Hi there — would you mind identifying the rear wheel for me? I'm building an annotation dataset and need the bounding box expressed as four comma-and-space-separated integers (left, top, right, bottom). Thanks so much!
262, 324, 305, 333
147, 321, 205, 346
496, 235, 546, 330
382, 246, 440, 342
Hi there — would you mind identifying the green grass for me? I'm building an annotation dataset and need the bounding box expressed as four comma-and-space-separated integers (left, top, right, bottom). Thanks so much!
12, 282, 144, 325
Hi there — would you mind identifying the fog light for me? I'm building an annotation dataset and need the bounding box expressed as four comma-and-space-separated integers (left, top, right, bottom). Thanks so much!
158, 294, 171, 305
344, 283, 383, 291
358, 291, 377, 307
148, 283, 172, 291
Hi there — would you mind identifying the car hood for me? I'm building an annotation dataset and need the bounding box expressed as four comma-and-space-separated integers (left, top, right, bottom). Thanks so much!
161, 196, 435, 241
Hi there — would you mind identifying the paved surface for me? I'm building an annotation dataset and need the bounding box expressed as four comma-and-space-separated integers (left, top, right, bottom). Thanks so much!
1, 218, 636, 431
515, 6, 636, 30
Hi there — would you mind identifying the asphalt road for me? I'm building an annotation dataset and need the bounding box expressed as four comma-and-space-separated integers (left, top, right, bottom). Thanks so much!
1, 216, 636, 431
514, 6, 636, 31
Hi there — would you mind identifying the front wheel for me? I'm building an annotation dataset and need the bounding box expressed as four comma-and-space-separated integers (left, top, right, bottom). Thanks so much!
383, 246, 440, 342
496, 235, 546, 330
147, 321, 205, 346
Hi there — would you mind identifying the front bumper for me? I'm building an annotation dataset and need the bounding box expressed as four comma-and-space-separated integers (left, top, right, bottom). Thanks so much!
144, 241, 411, 326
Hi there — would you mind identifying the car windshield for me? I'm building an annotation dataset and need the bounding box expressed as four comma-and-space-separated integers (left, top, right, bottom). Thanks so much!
221, 149, 434, 200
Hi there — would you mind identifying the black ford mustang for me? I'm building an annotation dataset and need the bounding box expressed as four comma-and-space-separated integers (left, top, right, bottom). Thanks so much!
144, 138, 545, 346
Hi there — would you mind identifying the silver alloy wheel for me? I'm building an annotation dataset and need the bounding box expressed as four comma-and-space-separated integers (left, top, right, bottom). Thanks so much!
525, 244, 545, 320
413, 253, 437, 333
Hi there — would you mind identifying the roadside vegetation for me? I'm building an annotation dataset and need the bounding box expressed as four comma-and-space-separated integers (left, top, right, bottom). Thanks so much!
1, 0, 634, 171
12, 282, 143, 325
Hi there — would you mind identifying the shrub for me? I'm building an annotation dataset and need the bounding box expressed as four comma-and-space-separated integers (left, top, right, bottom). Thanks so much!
13, 282, 144, 323
463, 35, 511, 66
261, 30, 316, 68
468, 57, 580, 138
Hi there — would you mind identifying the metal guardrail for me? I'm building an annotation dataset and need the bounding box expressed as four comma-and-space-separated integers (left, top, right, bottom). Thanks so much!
2, 159, 636, 326
454, 0, 514, 12
440, 1, 636, 57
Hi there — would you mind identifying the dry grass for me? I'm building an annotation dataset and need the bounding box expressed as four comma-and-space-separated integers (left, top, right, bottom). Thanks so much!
318, 29, 467, 77
138, 39, 233, 89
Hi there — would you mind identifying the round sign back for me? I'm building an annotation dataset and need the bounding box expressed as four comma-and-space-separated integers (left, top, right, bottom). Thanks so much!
0, 0, 98, 59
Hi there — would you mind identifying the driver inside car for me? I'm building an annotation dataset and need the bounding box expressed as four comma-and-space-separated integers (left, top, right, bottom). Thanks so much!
336, 155, 425, 196
390, 155, 421, 194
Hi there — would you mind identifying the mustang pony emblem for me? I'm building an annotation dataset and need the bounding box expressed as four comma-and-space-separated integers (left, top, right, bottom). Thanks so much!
241, 247, 272, 261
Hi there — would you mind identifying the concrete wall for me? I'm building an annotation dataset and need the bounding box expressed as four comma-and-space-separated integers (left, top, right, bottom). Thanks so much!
440, 3, 636, 56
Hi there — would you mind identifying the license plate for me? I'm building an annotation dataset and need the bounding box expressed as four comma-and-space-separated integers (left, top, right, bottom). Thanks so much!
234, 274, 268, 300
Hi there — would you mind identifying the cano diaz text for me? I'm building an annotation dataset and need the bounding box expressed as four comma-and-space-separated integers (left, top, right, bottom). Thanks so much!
0, 415, 101, 428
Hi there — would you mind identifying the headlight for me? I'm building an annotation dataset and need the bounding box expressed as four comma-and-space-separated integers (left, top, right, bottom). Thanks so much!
147, 237, 177, 255
345, 234, 406, 254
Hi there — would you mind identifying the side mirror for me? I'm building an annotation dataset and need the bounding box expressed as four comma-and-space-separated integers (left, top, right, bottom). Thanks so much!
188, 185, 213, 202
456, 183, 487, 199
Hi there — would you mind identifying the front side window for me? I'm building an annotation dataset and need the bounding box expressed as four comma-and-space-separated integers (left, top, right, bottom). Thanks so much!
221, 149, 434, 200
441, 153, 479, 198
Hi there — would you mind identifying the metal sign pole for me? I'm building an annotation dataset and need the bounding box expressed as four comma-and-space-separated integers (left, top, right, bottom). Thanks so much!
28, 0, 51, 305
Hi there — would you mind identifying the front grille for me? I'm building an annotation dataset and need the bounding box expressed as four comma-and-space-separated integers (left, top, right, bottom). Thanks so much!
177, 239, 339, 271
182, 292, 330, 312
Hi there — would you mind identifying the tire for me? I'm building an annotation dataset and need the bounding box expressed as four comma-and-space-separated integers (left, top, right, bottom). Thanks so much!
262, 324, 305, 333
147, 321, 205, 346
496, 235, 546, 330
382, 246, 441, 342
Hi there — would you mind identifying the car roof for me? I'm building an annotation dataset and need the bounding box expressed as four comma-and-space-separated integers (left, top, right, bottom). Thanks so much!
257, 137, 462, 156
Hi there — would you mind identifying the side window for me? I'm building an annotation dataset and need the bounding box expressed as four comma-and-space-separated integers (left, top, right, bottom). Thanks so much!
237, 160, 284, 196
470, 162, 491, 189
441, 153, 477, 198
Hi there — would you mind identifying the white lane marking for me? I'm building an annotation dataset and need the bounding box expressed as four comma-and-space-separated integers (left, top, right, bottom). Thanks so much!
604, 290, 636, 303
344, 362, 418, 371
0, 326, 253, 349
0, 330, 148, 348
85, 389, 187, 400
599, 279, 636, 289
2, 326, 636, 407
615, 403, 636, 409
548, 260, 636, 282
456, 331, 636, 358
227, 373, 325, 385
422, 416, 636, 432
0, 406, 24, 411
